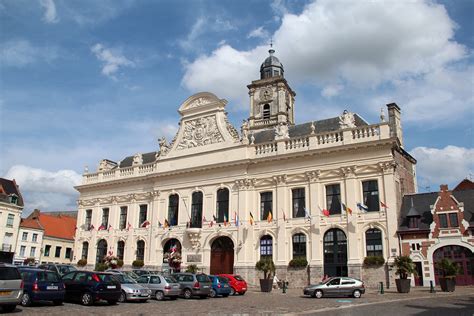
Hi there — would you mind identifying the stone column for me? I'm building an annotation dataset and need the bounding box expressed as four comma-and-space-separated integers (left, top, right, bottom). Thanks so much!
306, 170, 323, 283
273, 175, 287, 266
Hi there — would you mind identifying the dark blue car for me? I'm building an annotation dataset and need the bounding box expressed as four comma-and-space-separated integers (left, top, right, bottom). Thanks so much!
18, 267, 65, 306
208, 275, 231, 298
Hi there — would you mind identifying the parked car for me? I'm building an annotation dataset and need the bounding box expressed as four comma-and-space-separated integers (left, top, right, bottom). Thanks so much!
108, 270, 140, 280
0, 264, 23, 312
218, 274, 247, 295
61, 271, 121, 305
208, 275, 231, 298
132, 269, 153, 277
136, 274, 181, 301
37, 264, 77, 277
172, 273, 211, 299
18, 267, 65, 306
109, 273, 150, 303
303, 277, 365, 298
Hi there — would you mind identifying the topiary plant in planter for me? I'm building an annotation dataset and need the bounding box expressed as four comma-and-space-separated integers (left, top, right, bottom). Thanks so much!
256, 258, 275, 292
185, 264, 198, 273
288, 258, 308, 268
436, 258, 459, 292
132, 260, 144, 268
23, 257, 36, 266
94, 262, 107, 271
117, 259, 124, 268
77, 259, 87, 268
363, 256, 385, 268
394, 255, 416, 293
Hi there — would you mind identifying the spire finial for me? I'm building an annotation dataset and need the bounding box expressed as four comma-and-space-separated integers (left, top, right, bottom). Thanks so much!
269, 38, 275, 55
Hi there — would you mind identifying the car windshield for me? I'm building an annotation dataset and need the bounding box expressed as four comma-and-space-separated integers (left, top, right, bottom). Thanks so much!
164, 276, 177, 283
234, 275, 244, 281
58, 265, 77, 274
112, 274, 136, 284
97, 274, 116, 282
196, 274, 210, 282
39, 271, 60, 282
218, 277, 229, 283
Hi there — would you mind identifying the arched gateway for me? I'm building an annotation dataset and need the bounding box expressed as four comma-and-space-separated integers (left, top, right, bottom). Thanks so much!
433, 245, 473, 285
210, 236, 234, 274
323, 229, 348, 277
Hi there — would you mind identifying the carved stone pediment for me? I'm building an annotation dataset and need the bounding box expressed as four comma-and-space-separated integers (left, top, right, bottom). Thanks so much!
177, 115, 224, 150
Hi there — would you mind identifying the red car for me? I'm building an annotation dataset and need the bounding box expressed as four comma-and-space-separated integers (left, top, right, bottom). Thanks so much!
218, 274, 247, 295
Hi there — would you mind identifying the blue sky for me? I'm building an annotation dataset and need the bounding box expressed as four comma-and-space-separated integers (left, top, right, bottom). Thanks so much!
1, 0, 473, 215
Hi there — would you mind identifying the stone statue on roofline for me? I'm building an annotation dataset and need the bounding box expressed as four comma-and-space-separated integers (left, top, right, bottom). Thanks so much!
158, 136, 170, 156
339, 110, 356, 129
132, 153, 143, 165
274, 121, 289, 140
241, 119, 249, 144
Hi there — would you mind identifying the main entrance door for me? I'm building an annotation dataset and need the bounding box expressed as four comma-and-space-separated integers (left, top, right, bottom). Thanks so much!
210, 237, 234, 275
433, 245, 474, 285
323, 229, 348, 277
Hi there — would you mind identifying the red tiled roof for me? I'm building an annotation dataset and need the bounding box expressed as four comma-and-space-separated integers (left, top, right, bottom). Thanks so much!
20, 218, 44, 230
37, 213, 77, 240
454, 179, 474, 191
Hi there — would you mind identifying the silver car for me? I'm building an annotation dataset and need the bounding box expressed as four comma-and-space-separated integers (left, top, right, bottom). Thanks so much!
303, 277, 366, 298
137, 274, 181, 301
110, 273, 151, 303
0, 264, 23, 312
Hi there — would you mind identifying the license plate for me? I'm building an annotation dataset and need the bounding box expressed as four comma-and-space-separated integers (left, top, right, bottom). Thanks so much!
47, 286, 58, 290
107, 285, 116, 289
203, 286, 209, 288
140, 293, 148, 297
0, 291, 12, 296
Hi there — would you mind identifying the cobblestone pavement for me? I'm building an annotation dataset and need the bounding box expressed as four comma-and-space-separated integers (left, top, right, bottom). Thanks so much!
10, 286, 474, 316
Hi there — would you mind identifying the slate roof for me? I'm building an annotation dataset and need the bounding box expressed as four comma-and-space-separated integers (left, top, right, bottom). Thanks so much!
399, 188, 474, 232
0, 178, 24, 207
251, 114, 369, 144
119, 152, 158, 168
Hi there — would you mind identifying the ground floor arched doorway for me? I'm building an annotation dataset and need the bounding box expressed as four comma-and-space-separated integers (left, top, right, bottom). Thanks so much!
433, 245, 473, 285
96, 239, 107, 263
210, 236, 234, 275
323, 228, 348, 277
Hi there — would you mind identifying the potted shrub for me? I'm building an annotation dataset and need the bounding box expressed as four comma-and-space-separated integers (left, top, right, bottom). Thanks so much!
255, 258, 275, 292
94, 262, 107, 271
132, 260, 144, 268
394, 255, 416, 293
436, 258, 459, 292
185, 264, 198, 273
363, 256, 385, 268
77, 259, 87, 268
288, 258, 308, 268
117, 259, 124, 268
23, 257, 36, 266
103, 255, 119, 269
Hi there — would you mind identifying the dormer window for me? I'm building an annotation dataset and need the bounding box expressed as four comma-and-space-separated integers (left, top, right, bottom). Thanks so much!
449, 213, 459, 227
439, 214, 448, 228
408, 216, 419, 229
263, 104, 271, 119
9, 195, 18, 205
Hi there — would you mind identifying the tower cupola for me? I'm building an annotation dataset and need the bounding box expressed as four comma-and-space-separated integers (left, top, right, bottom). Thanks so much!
260, 49, 284, 79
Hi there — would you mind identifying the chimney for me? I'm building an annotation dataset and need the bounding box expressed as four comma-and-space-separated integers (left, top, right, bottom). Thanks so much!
386, 103, 403, 147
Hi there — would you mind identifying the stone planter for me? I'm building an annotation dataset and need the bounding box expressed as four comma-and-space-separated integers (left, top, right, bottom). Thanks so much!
259, 279, 273, 292
395, 278, 411, 293
439, 277, 456, 292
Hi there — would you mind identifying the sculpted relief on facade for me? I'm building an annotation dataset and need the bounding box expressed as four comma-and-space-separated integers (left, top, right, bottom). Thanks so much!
177, 115, 224, 150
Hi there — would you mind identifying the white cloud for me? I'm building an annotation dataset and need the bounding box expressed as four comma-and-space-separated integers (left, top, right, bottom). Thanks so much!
3, 165, 82, 213
179, 15, 236, 51
321, 84, 343, 98
39, 0, 59, 24
182, 0, 468, 117
247, 26, 269, 39
410, 146, 474, 190
91, 43, 135, 80
0, 39, 58, 67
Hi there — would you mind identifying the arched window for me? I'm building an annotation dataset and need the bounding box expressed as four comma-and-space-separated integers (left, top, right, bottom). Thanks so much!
81, 242, 89, 260
96, 239, 107, 263
292, 233, 306, 259
365, 228, 383, 257
324, 229, 348, 277
216, 188, 229, 223
263, 104, 271, 119
117, 241, 125, 260
190, 192, 203, 228
136, 240, 145, 261
260, 235, 273, 259
168, 194, 179, 226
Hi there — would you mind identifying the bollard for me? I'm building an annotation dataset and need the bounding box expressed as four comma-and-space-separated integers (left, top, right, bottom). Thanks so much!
379, 282, 384, 294
430, 280, 436, 293
282, 281, 287, 294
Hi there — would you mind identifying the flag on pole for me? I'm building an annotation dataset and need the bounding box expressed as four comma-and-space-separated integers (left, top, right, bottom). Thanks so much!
158, 221, 162, 228
380, 201, 389, 209
357, 203, 368, 212
318, 206, 330, 217
141, 220, 150, 228
283, 210, 287, 222
90, 224, 95, 231
203, 216, 207, 223
126, 222, 131, 231
267, 211, 272, 223
234, 212, 239, 227
342, 203, 353, 215
108, 224, 113, 232
209, 220, 214, 228
249, 212, 255, 225
224, 214, 228, 226
213, 215, 217, 222
305, 209, 311, 221
98, 224, 106, 231
164, 219, 170, 228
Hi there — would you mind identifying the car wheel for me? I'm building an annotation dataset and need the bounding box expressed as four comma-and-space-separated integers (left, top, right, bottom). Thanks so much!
53, 300, 63, 306
107, 300, 118, 305
21, 292, 32, 307
230, 288, 235, 296
210, 289, 217, 298
155, 291, 165, 301
183, 289, 192, 299
315, 290, 323, 299
2, 305, 16, 312
81, 292, 93, 306
353, 290, 361, 298
119, 291, 126, 303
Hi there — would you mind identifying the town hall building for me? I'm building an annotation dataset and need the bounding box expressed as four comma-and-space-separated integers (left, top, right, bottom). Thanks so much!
74, 49, 417, 287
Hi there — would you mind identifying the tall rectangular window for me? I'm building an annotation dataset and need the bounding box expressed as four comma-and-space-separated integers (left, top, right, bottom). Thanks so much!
190, 192, 203, 228
139, 205, 148, 227
22, 232, 28, 241
30, 247, 36, 257
292, 188, 305, 218
326, 184, 341, 215
44, 245, 51, 257
168, 195, 179, 226
363, 180, 380, 212
85, 209, 92, 230
439, 214, 448, 228
449, 213, 459, 227
216, 189, 229, 223
32, 233, 38, 242
55, 246, 61, 258
65, 248, 72, 259
6, 214, 14, 227
20, 246, 25, 257
119, 206, 128, 230
260, 192, 273, 220
101, 208, 109, 228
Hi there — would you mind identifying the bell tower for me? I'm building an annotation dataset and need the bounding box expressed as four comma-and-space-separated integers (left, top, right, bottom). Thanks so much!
247, 47, 296, 131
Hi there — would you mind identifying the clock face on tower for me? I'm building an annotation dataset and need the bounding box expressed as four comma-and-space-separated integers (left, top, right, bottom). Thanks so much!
259, 87, 273, 101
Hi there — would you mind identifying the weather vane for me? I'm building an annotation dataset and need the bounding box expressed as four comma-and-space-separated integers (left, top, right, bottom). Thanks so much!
269, 37, 273, 48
